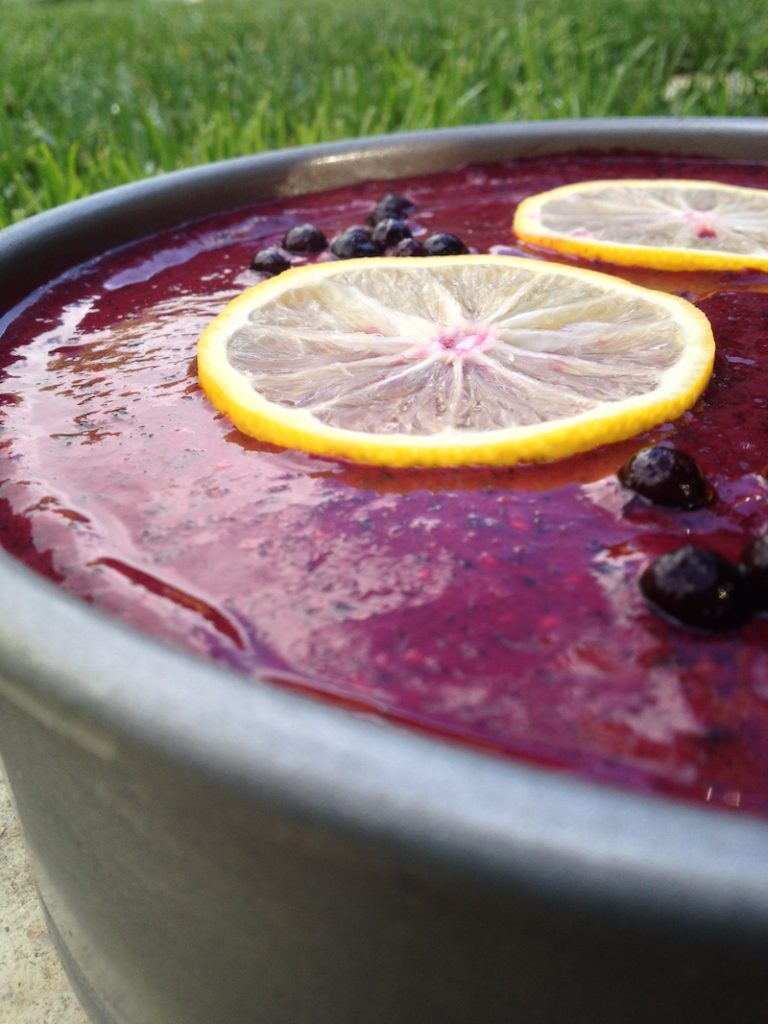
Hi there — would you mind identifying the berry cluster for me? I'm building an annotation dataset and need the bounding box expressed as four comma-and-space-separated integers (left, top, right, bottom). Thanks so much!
618, 445, 764, 631
640, 539, 768, 632
249, 192, 469, 275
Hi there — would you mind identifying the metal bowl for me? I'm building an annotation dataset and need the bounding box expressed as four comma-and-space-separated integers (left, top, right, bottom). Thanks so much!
2, 119, 768, 1024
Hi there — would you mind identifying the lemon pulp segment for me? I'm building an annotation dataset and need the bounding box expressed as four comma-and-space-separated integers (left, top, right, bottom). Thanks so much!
197, 255, 714, 467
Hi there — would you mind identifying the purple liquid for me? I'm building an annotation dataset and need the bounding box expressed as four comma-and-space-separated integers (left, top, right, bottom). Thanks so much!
3, 153, 768, 814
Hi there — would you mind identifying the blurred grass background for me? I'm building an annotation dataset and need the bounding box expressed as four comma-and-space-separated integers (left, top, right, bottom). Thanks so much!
2, 0, 768, 226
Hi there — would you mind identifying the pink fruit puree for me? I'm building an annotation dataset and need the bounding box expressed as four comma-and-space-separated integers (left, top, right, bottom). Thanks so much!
2, 153, 768, 814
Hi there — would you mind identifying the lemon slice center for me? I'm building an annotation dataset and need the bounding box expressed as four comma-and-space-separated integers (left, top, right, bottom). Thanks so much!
414, 322, 496, 359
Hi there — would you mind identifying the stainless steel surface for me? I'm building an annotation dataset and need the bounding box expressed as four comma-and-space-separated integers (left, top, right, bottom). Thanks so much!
1, 119, 768, 1024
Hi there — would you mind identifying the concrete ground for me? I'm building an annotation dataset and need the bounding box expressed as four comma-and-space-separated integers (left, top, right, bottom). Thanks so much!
0, 761, 87, 1024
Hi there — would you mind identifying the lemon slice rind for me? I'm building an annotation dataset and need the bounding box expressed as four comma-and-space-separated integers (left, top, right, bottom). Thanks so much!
513, 178, 768, 271
197, 255, 714, 468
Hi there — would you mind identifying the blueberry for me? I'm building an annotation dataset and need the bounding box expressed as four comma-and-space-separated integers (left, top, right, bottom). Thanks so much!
249, 246, 292, 275
740, 533, 768, 610
330, 226, 382, 259
393, 237, 427, 257
367, 193, 415, 225
372, 218, 412, 248
424, 233, 469, 256
618, 446, 713, 510
640, 545, 751, 631
282, 223, 328, 252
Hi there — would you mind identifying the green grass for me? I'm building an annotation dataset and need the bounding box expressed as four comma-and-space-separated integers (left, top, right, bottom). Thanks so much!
3, 0, 768, 227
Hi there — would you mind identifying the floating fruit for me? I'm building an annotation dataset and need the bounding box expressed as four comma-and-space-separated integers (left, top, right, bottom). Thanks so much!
514, 178, 768, 271
197, 254, 714, 467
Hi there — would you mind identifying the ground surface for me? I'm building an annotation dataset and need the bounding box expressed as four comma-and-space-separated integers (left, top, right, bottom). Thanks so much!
0, 762, 87, 1024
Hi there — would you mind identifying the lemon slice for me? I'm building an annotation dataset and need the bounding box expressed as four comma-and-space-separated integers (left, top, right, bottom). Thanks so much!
197, 255, 714, 467
513, 178, 768, 271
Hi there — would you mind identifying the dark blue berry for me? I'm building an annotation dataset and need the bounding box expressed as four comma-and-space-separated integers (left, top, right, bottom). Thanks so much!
282, 223, 328, 252
618, 446, 713, 510
640, 545, 750, 631
249, 246, 291, 275
330, 226, 382, 259
367, 193, 415, 225
372, 218, 412, 248
424, 233, 469, 256
740, 533, 768, 610
393, 237, 427, 257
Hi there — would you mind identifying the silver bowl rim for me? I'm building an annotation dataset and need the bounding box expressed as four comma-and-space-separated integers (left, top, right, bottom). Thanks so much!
2, 116, 768, 940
